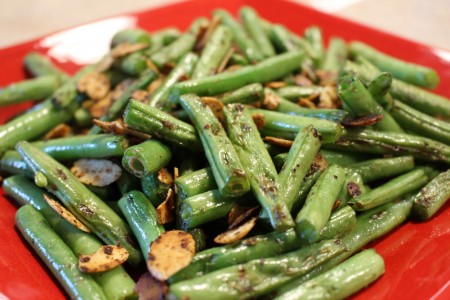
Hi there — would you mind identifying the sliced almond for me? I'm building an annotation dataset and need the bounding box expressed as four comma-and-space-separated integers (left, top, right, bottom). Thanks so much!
214, 217, 257, 244
228, 205, 260, 230
93, 119, 151, 140
299, 97, 317, 109
43, 194, 90, 233
157, 168, 173, 185
262, 89, 281, 110
265, 81, 287, 89
146, 59, 161, 75
135, 272, 167, 300
89, 94, 113, 118
110, 42, 149, 59
263, 136, 293, 148
342, 114, 384, 127
292, 74, 313, 87
195, 15, 220, 51
43, 124, 72, 140
251, 113, 266, 130
216, 47, 235, 74
131, 90, 150, 103
95, 54, 115, 73
71, 159, 122, 187
316, 70, 338, 86
173, 167, 179, 181
223, 65, 243, 73
77, 71, 111, 100
78, 245, 129, 273
156, 188, 175, 224
199, 97, 224, 122
147, 230, 195, 281
147, 76, 165, 94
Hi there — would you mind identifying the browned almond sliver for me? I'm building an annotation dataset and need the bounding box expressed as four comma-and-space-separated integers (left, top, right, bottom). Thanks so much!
78, 245, 129, 273
110, 42, 149, 59
147, 230, 195, 281
135, 272, 167, 300
158, 168, 174, 185
199, 97, 224, 122
265, 81, 287, 89
263, 136, 294, 148
251, 113, 266, 130
216, 47, 235, 74
43, 124, 72, 140
43, 194, 90, 233
227, 205, 260, 229
71, 159, 122, 187
77, 71, 111, 100
342, 114, 384, 127
92, 119, 152, 140
214, 217, 257, 244
156, 188, 175, 224
262, 89, 281, 110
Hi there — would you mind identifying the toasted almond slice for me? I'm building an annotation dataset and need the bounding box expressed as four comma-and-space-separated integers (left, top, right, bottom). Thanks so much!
223, 65, 243, 73
173, 167, 179, 181
251, 113, 266, 130
95, 55, 115, 73
262, 89, 281, 110
316, 70, 338, 86
135, 272, 167, 300
227, 204, 249, 226
263, 136, 293, 148
92, 119, 152, 140
199, 97, 224, 122
77, 71, 111, 100
71, 159, 122, 187
156, 188, 175, 224
195, 15, 220, 51
228, 205, 260, 230
43, 194, 90, 233
79, 245, 129, 273
214, 217, 257, 244
216, 47, 235, 74
43, 124, 72, 140
131, 90, 150, 103
342, 114, 384, 127
157, 168, 173, 185
292, 74, 313, 87
110, 42, 149, 59
147, 230, 195, 281
265, 81, 287, 89
299, 97, 317, 109
89, 94, 113, 118
146, 59, 161, 75
147, 76, 165, 94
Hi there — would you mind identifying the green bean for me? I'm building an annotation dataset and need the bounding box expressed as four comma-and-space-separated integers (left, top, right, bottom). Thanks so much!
123, 100, 202, 150
347, 156, 415, 183
321, 149, 372, 166
23, 51, 69, 79
122, 139, 172, 178
266, 88, 348, 122
150, 33, 196, 69
240, 6, 276, 58
145, 27, 181, 55
149, 52, 198, 111
213, 9, 264, 63
0, 75, 64, 106
269, 24, 300, 53
89, 70, 158, 134
16, 141, 142, 266
111, 28, 151, 47
188, 228, 207, 252
367, 72, 394, 109
337, 75, 404, 132
117, 51, 148, 76
169, 51, 305, 101
0, 150, 32, 176
192, 25, 233, 79
16, 205, 108, 300
277, 125, 322, 213
167, 239, 345, 300
349, 168, 431, 211
275, 85, 323, 101
304, 26, 325, 68
179, 94, 250, 198
250, 108, 344, 144
218, 83, 264, 105
174, 167, 217, 200
229, 53, 249, 66
275, 249, 384, 300
73, 107, 93, 128
349, 41, 439, 88
178, 189, 236, 229
390, 100, 450, 144
141, 171, 172, 207
329, 128, 450, 163
412, 169, 450, 220
319, 206, 356, 240
295, 164, 346, 244
4, 175, 136, 300
343, 60, 450, 118
118, 190, 165, 258
224, 104, 294, 231
290, 167, 324, 215
116, 168, 140, 195
274, 197, 412, 296
322, 37, 347, 73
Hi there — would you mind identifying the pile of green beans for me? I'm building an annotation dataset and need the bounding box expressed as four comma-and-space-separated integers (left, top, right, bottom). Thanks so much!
1, 5, 449, 300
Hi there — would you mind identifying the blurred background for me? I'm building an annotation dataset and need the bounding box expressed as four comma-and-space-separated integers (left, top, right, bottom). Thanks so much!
0, 0, 449, 50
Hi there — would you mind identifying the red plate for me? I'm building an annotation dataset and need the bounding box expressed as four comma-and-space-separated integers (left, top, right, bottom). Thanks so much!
0, 0, 449, 299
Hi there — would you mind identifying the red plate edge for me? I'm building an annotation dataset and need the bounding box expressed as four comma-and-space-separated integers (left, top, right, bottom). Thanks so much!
0, 0, 449, 299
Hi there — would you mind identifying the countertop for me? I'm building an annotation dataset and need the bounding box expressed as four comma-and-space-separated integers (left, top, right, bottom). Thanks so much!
0, 0, 449, 50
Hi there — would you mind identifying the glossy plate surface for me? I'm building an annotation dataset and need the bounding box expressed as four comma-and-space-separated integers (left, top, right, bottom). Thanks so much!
0, 0, 449, 299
